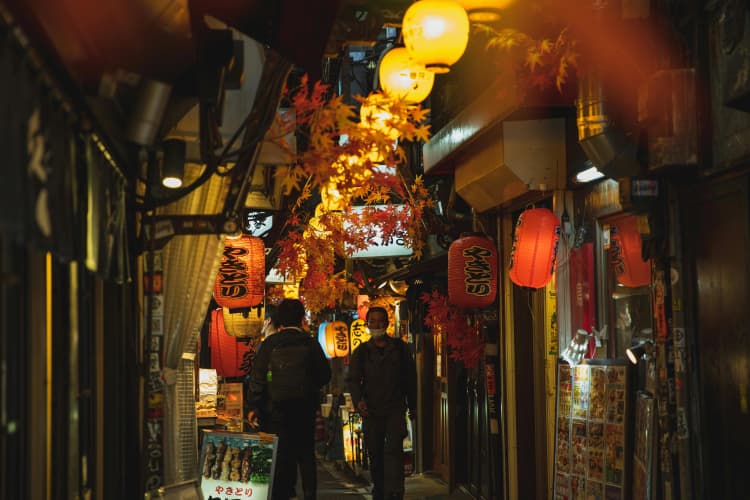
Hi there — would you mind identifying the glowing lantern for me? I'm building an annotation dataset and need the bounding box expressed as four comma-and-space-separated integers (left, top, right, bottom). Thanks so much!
350, 319, 371, 352
356, 295, 370, 320
360, 93, 402, 141
214, 235, 265, 310
455, 0, 517, 22
378, 47, 435, 104
448, 233, 498, 308
610, 215, 650, 287
209, 308, 251, 378
221, 305, 264, 338
509, 208, 561, 289
317, 322, 333, 359
402, 0, 470, 74
326, 321, 350, 357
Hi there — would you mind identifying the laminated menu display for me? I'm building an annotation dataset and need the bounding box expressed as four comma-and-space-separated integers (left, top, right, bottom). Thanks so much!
199, 430, 278, 499
554, 361, 630, 500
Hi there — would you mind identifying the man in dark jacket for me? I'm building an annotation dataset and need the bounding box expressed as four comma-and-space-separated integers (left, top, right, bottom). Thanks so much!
247, 299, 331, 500
346, 306, 417, 500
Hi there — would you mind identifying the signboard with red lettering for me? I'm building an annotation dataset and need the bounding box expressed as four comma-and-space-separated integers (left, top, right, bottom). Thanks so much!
199, 430, 278, 500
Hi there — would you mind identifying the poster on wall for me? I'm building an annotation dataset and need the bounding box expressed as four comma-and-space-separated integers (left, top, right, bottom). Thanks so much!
199, 430, 278, 500
553, 361, 630, 500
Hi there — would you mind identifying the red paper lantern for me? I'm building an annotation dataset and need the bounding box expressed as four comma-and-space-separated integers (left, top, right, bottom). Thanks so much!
214, 235, 265, 310
209, 308, 251, 378
610, 215, 650, 287
448, 233, 498, 308
509, 208, 560, 289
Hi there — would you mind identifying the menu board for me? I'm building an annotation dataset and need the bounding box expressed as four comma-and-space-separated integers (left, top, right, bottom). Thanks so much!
199, 430, 278, 500
554, 362, 629, 500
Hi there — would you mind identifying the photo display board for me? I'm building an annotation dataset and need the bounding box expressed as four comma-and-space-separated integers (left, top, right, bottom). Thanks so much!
199, 430, 278, 500
554, 361, 630, 500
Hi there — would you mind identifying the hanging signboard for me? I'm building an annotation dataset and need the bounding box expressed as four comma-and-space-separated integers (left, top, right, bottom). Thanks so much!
199, 430, 278, 500
344, 205, 413, 258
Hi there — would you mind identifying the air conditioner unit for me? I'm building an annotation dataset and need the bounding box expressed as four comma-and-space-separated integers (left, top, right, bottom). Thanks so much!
454, 118, 566, 212
638, 68, 698, 171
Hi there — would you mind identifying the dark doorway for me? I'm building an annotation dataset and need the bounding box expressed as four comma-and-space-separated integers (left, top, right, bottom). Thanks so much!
685, 174, 750, 498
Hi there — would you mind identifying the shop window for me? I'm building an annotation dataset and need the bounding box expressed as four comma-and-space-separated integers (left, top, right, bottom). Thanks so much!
600, 214, 653, 359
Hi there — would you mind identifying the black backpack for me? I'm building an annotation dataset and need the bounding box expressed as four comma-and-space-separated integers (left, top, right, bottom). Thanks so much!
267, 333, 312, 402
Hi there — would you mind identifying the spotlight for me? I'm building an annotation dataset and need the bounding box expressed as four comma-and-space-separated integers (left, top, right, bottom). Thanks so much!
626, 339, 654, 364
561, 329, 591, 366
161, 139, 186, 189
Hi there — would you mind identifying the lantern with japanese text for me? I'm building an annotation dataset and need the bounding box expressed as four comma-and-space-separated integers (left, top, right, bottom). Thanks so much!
326, 321, 350, 358
350, 319, 371, 352
448, 233, 498, 308
221, 305, 264, 338
209, 308, 251, 378
610, 215, 650, 288
214, 235, 265, 310
509, 208, 560, 289
317, 322, 332, 359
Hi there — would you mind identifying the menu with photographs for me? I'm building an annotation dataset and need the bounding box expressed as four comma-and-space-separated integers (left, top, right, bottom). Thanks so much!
199, 430, 278, 499
554, 361, 629, 500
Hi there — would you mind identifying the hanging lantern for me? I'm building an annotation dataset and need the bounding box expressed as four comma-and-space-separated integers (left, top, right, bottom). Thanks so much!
209, 308, 251, 378
350, 319, 371, 352
317, 322, 333, 359
455, 0, 517, 22
402, 0, 470, 74
326, 321, 350, 358
378, 47, 435, 104
610, 215, 650, 287
214, 235, 265, 310
509, 208, 561, 289
448, 233, 498, 308
221, 305, 264, 338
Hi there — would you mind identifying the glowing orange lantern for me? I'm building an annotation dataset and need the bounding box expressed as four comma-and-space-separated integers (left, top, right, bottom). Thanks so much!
610, 215, 650, 287
378, 47, 435, 104
350, 319, 370, 352
326, 321, 350, 358
455, 0, 517, 22
402, 0, 470, 73
509, 208, 561, 289
222, 305, 264, 338
448, 233, 498, 308
214, 235, 265, 310
209, 308, 251, 378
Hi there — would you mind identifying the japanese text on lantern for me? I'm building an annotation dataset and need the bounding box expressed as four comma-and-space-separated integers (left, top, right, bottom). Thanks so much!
217, 247, 250, 299
462, 245, 493, 296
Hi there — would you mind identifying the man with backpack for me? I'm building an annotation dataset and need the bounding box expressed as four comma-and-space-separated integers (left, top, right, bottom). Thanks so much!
247, 299, 331, 500
346, 306, 417, 500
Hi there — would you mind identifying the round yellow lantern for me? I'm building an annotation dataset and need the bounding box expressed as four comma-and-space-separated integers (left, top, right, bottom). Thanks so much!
402, 0, 470, 74
378, 47, 435, 104
455, 0, 516, 22
359, 93, 402, 141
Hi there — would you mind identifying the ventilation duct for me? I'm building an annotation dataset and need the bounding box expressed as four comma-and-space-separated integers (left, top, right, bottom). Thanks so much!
576, 74, 642, 180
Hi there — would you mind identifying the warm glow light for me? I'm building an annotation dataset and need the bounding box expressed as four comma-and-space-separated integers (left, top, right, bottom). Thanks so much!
379, 47, 435, 104
360, 94, 402, 140
402, 0, 470, 74
161, 176, 182, 188
455, 0, 516, 22
575, 165, 605, 183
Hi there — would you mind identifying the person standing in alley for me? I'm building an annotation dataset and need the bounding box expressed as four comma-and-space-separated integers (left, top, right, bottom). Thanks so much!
247, 299, 331, 500
346, 306, 417, 500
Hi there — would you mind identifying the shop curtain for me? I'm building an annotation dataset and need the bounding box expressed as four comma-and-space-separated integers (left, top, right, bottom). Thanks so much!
157, 170, 231, 484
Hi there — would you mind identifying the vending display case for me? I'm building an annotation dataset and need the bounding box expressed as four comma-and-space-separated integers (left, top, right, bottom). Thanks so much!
554, 361, 631, 500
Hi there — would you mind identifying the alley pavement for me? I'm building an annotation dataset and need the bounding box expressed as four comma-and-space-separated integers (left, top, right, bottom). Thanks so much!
310, 460, 475, 500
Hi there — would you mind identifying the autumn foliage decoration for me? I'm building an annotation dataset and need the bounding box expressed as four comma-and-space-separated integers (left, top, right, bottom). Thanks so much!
474, 23, 578, 94
271, 76, 434, 312
422, 290, 484, 368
